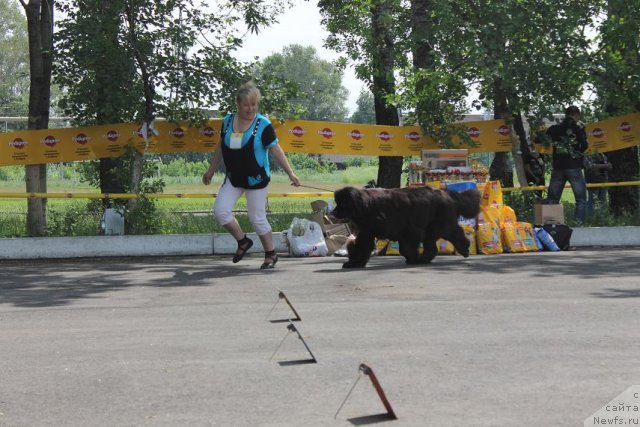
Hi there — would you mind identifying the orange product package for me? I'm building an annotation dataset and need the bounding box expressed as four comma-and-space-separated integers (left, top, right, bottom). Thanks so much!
501, 222, 538, 253
437, 239, 456, 255
481, 180, 504, 209
460, 224, 477, 256
501, 205, 517, 224
476, 221, 503, 255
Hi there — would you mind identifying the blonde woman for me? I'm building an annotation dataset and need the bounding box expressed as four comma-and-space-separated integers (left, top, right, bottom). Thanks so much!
203, 81, 300, 269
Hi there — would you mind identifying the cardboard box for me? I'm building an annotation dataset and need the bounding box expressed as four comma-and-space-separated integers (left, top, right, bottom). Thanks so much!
535, 204, 565, 225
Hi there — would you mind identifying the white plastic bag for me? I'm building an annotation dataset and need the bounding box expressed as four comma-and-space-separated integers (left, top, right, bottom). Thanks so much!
287, 218, 328, 257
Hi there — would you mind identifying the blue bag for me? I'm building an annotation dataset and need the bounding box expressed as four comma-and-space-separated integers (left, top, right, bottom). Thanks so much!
534, 227, 560, 251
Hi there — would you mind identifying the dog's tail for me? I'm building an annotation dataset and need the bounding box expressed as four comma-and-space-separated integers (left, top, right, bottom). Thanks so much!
448, 189, 481, 219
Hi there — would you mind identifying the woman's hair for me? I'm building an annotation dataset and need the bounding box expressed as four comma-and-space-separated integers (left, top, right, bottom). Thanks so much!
236, 81, 261, 105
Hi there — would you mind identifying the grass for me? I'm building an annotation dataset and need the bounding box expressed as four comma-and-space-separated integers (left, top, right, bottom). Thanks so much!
1, 169, 639, 237
0, 172, 354, 237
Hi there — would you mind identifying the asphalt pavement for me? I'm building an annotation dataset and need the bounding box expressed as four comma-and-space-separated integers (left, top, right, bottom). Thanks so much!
1, 249, 639, 427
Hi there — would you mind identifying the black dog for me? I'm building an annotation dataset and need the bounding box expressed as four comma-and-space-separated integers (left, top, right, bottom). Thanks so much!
332, 186, 481, 268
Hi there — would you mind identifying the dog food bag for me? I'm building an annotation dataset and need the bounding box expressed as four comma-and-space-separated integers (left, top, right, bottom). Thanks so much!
376, 239, 402, 256
516, 222, 539, 252
501, 223, 527, 253
458, 215, 477, 228
481, 180, 504, 209
478, 205, 501, 229
501, 205, 517, 224
477, 222, 503, 255
437, 239, 456, 255
460, 224, 477, 255
534, 226, 560, 252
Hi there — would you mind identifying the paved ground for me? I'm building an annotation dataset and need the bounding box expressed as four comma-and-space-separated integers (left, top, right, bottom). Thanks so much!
1, 249, 639, 427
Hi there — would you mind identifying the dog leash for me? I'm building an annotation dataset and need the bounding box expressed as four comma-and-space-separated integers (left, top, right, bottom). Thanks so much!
297, 184, 335, 192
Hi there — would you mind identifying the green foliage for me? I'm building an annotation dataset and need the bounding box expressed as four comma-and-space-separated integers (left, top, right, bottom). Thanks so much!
0, 0, 29, 117
159, 158, 209, 178
0, 165, 24, 181
590, 1, 640, 115
47, 201, 100, 236
284, 153, 336, 173
350, 89, 376, 124
254, 44, 349, 121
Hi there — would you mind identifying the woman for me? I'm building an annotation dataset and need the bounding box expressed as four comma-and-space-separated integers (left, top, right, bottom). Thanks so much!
202, 81, 300, 269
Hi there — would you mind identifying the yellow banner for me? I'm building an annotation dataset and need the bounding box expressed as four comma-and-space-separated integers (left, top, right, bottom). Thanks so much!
273, 119, 435, 156
1, 114, 639, 167
449, 119, 514, 153
585, 112, 640, 153
535, 112, 640, 154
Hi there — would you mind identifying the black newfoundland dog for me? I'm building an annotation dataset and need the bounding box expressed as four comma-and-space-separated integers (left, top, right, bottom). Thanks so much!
332, 186, 481, 268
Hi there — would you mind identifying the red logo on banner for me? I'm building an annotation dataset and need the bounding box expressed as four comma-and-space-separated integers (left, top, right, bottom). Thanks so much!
591, 128, 605, 138
497, 125, 510, 136
170, 127, 185, 138
290, 126, 305, 137
377, 131, 392, 142
619, 122, 631, 132
11, 138, 26, 149
406, 131, 421, 142
202, 126, 215, 138
468, 127, 481, 138
42, 135, 59, 147
106, 130, 120, 142
348, 130, 363, 140
73, 133, 89, 145
319, 128, 335, 139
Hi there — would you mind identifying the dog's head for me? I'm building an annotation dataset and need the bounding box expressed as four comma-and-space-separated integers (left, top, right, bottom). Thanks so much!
331, 186, 367, 221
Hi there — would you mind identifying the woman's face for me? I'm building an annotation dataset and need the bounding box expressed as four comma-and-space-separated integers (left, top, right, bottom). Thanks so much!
237, 97, 258, 121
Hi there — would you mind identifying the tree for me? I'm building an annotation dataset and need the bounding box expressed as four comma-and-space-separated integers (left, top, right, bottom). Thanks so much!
350, 89, 375, 124
590, 0, 640, 216
440, 1, 598, 188
55, 0, 293, 225
255, 44, 349, 121
0, 0, 29, 118
319, 0, 405, 188
19, 0, 54, 237
56, 1, 140, 200
398, 0, 468, 140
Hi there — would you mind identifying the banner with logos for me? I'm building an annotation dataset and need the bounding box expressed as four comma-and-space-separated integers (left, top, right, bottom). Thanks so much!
1, 114, 639, 166
585, 112, 639, 153
534, 112, 640, 154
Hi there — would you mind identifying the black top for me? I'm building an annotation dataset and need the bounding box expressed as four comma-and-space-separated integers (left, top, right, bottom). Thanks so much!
547, 116, 588, 170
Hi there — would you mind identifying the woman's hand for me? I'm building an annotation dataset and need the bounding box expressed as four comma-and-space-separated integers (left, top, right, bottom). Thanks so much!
202, 168, 215, 185
288, 171, 301, 187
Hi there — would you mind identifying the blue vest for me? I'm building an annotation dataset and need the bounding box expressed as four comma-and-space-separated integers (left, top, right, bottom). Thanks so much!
220, 114, 275, 189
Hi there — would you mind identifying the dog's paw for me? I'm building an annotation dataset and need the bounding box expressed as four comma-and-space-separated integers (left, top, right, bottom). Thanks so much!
342, 261, 365, 268
458, 248, 470, 258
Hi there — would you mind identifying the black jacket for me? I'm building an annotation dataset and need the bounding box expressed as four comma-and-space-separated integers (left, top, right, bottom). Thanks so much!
547, 116, 588, 170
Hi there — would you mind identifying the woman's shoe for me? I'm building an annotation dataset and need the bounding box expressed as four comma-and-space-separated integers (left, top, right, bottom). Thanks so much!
260, 250, 278, 269
232, 236, 253, 263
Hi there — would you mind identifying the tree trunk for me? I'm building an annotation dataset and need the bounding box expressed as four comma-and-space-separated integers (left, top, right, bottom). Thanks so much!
22, 0, 54, 236
99, 158, 125, 195
511, 111, 530, 188
489, 79, 514, 187
601, 0, 640, 216
92, 1, 127, 205
370, 0, 401, 188
606, 147, 640, 217
124, 3, 155, 209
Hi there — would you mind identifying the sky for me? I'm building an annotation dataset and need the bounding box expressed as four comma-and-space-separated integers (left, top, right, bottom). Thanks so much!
231, 1, 365, 114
